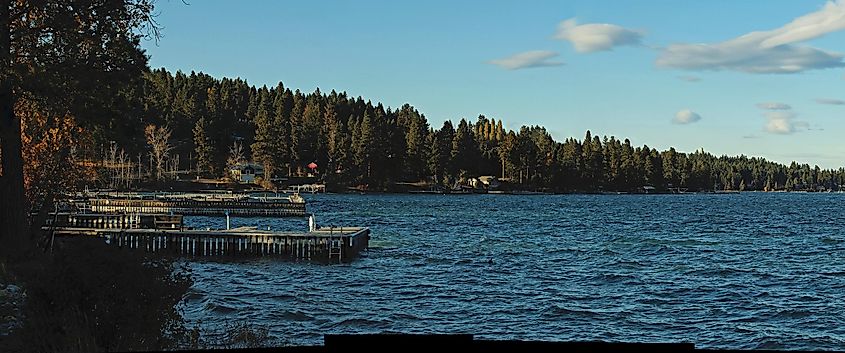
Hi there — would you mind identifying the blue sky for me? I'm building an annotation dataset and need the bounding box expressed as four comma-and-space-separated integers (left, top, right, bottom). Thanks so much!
143, 0, 845, 168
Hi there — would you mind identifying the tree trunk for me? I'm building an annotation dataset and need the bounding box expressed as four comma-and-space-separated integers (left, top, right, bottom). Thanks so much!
0, 0, 29, 254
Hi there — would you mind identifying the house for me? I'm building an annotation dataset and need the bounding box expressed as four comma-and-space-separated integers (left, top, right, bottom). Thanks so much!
229, 163, 264, 184
478, 176, 501, 190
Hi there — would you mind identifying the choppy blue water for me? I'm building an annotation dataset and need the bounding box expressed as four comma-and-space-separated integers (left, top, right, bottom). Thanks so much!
179, 193, 845, 350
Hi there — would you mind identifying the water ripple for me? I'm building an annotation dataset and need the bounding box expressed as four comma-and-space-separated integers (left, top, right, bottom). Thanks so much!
180, 193, 845, 350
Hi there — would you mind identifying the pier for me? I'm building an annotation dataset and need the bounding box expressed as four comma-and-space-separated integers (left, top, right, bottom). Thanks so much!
47, 191, 370, 263
48, 226, 370, 263
47, 212, 183, 229
86, 197, 307, 217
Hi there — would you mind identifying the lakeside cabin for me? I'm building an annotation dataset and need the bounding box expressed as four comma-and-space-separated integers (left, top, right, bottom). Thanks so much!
229, 163, 264, 184
477, 176, 501, 190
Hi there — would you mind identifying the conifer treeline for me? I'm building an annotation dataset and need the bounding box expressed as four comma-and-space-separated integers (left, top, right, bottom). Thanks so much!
130, 68, 845, 192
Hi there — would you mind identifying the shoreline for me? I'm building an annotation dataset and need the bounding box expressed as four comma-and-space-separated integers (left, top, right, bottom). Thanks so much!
76, 186, 844, 196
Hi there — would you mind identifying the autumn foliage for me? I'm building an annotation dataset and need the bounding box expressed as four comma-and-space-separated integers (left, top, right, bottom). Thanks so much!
18, 95, 94, 210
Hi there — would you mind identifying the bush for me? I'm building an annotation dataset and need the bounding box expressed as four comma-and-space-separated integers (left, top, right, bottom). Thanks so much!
187, 321, 278, 349
5, 238, 193, 352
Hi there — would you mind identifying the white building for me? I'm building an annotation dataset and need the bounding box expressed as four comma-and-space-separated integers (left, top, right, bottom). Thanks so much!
229, 163, 264, 184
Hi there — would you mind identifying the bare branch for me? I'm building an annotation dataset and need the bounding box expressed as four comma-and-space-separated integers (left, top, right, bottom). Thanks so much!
145, 124, 172, 180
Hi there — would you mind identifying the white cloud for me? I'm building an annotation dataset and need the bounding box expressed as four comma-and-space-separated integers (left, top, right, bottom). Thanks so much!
554, 18, 643, 53
763, 110, 811, 134
756, 102, 792, 110
678, 75, 702, 82
488, 50, 564, 70
816, 98, 845, 105
673, 109, 702, 124
759, 1, 845, 48
657, 1, 845, 73
765, 111, 798, 134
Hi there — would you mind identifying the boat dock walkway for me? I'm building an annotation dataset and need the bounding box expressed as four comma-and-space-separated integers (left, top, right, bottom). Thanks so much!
48, 226, 370, 263
87, 198, 307, 217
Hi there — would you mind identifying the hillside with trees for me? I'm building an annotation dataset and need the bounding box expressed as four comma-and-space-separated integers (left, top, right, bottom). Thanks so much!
1, 2, 844, 350
77, 68, 845, 193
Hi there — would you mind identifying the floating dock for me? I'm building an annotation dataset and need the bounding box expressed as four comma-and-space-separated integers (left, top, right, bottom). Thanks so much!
47, 225, 370, 263
86, 197, 306, 217
47, 212, 183, 229
48, 191, 368, 262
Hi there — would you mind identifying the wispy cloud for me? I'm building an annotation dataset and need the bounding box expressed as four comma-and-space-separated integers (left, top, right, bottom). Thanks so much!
657, 1, 845, 73
677, 75, 701, 82
672, 109, 702, 124
756, 102, 792, 110
488, 50, 564, 70
554, 18, 644, 53
816, 98, 845, 105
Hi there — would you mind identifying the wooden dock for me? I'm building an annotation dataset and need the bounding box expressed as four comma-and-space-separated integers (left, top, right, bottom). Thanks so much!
87, 198, 307, 217
48, 226, 370, 263
47, 213, 183, 230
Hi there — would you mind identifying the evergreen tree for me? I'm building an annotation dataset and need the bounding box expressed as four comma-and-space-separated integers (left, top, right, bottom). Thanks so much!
251, 86, 275, 177
326, 111, 348, 181
429, 121, 455, 185
498, 131, 517, 180
354, 112, 374, 181
401, 105, 428, 179
289, 90, 306, 174
514, 127, 538, 185
193, 117, 215, 176
271, 84, 291, 176
451, 119, 480, 178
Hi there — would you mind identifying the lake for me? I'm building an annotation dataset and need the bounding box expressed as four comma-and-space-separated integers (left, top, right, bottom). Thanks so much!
180, 193, 845, 350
